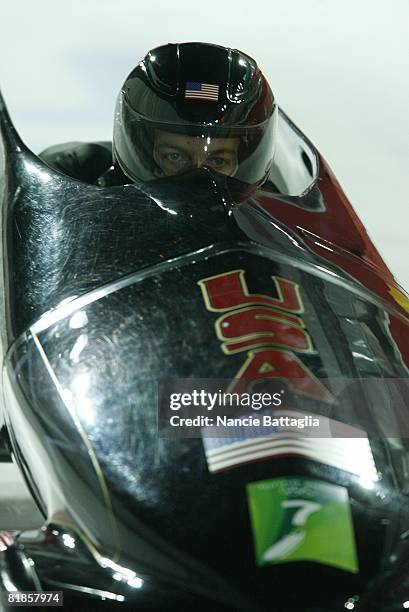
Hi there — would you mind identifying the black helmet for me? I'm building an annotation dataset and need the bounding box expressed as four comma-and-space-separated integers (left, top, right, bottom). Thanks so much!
113, 42, 277, 197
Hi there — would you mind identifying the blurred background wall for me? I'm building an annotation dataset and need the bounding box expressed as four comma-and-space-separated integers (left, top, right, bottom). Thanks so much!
1, 0, 408, 286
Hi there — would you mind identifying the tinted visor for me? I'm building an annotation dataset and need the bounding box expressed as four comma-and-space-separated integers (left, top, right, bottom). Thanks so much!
114, 94, 277, 189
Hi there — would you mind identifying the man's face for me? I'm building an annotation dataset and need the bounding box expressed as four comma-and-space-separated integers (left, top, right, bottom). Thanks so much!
153, 130, 240, 177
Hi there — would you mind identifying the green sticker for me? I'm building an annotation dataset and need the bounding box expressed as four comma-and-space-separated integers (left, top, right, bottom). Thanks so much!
246, 477, 358, 573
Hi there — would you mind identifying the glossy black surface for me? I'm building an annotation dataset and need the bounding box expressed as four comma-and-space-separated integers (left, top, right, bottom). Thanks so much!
1, 88, 409, 611
114, 42, 276, 187
123, 42, 273, 126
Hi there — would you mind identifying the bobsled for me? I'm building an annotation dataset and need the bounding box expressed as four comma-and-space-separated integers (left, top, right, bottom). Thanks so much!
0, 88, 409, 612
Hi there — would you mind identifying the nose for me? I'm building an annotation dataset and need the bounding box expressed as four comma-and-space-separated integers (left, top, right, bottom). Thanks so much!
191, 147, 207, 168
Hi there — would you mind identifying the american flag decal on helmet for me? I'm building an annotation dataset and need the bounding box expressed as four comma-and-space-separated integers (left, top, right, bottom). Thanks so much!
185, 81, 220, 101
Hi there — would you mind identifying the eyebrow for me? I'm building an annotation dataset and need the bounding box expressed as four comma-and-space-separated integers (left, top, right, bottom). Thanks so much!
206, 148, 237, 156
156, 144, 190, 153
156, 144, 237, 157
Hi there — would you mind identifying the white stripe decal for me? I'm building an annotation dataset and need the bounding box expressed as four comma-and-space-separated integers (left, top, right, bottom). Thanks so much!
202, 412, 378, 479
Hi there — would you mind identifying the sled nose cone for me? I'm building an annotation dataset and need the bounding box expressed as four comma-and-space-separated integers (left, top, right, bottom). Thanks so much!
0, 89, 55, 187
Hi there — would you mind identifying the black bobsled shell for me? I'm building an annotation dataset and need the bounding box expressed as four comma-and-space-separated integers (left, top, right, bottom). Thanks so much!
1, 89, 409, 611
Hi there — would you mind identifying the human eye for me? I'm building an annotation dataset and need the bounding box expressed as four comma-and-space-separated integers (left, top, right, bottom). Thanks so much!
206, 154, 239, 175
166, 151, 183, 162
208, 156, 226, 168
206, 156, 231, 172
162, 150, 190, 167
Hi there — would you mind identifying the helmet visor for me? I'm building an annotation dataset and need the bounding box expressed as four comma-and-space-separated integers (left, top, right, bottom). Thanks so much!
114, 94, 277, 189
